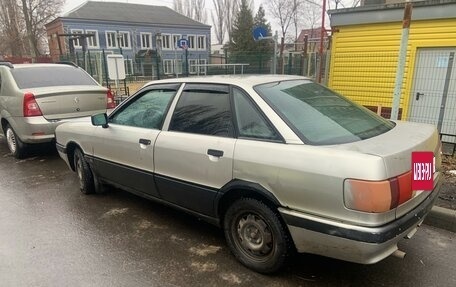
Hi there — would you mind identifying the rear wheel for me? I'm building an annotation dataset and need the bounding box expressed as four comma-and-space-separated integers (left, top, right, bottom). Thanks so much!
73, 148, 95, 194
5, 124, 27, 159
223, 198, 290, 273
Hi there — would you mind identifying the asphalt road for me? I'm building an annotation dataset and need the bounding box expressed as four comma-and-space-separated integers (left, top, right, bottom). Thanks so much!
0, 135, 455, 287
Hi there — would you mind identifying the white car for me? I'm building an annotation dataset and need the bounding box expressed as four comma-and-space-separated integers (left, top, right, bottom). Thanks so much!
55, 75, 442, 273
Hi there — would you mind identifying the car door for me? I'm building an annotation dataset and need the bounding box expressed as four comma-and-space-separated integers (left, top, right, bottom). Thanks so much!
91, 84, 180, 197
154, 84, 236, 216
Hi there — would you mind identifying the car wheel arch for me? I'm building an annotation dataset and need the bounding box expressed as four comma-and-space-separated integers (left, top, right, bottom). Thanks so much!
66, 141, 83, 171
1, 118, 8, 134
216, 180, 283, 225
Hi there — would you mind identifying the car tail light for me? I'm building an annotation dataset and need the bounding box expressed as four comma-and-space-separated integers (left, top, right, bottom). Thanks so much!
23, 92, 43, 117
106, 89, 116, 109
344, 171, 413, 213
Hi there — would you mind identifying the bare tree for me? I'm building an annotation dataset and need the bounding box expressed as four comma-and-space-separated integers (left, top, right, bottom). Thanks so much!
192, 0, 207, 23
174, 0, 207, 23
0, 0, 26, 56
0, 0, 62, 59
224, 0, 239, 44
267, 0, 297, 72
211, 0, 225, 44
292, 0, 304, 43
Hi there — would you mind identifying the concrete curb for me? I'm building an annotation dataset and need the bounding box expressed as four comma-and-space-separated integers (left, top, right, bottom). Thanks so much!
424, 206, 456, 233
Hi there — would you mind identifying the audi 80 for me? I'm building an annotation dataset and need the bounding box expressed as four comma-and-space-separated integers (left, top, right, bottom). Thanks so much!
0, 62, 115, 158
55, 75, 441, 273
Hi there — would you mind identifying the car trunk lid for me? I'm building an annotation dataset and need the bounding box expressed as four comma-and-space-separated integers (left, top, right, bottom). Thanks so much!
335, 121, 441, 218
27, 86, 108, 120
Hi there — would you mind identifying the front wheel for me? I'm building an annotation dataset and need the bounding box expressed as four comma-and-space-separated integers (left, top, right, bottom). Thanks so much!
223, 198, 290, 273
5, 124, 27, 159
73, 148, 95, 194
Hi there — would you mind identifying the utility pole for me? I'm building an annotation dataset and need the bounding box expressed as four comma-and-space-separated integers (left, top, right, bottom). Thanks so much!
391, 1, 413, 120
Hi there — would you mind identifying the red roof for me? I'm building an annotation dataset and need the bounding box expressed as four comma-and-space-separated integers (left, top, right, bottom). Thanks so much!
297, 28, 329, 42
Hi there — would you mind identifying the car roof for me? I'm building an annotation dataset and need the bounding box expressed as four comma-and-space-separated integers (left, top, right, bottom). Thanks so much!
145, 74, 312, 88
12, 63, 77, 69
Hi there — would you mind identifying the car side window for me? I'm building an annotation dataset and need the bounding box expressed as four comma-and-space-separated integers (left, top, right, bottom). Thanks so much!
233, 88, 280, 141
110, 88, 177, 129
169, 84, 234, 137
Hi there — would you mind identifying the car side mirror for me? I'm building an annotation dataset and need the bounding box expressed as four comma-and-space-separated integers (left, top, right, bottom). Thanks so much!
91, 113, 109, 128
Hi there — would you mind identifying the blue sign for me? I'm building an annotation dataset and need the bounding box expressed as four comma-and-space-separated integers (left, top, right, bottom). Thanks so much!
177, 38, 188, 49
253, 26, 268, 41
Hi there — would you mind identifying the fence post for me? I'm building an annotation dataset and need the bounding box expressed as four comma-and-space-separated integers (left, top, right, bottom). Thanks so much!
156, 52, 160, 80
288, 52, 292, 74
185, 49, 189, 77
102, 49, 109, 88
87, 50, 94, 76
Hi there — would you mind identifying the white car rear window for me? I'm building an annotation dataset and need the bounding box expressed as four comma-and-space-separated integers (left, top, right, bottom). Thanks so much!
255, 80, 395, 145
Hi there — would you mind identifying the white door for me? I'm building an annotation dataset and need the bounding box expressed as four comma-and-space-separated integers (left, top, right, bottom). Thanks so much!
92, 86, 179, 197
409, 48, 456, 142
154, 84, 236, 216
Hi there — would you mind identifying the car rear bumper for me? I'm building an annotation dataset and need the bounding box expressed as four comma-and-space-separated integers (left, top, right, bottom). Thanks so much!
279, 179, 442, 264
11, 116, 92, 144
10, 116, 61, 143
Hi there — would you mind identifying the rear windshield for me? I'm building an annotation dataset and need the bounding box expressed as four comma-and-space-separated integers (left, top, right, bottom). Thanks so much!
11, 66, 98, 89
254, 80, 395, 145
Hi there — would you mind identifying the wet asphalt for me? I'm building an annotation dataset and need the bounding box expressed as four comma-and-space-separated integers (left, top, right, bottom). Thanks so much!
0, 135, 455, 287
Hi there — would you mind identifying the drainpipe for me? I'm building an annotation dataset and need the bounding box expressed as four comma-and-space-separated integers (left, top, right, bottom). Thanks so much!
391, 1, 413, 120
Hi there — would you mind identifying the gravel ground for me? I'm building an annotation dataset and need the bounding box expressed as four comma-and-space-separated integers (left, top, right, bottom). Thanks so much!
436, 155, 456, 210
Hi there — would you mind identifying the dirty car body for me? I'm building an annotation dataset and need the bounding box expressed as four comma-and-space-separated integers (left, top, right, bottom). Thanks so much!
55, 75, 442, 273
0, 62, 115, 158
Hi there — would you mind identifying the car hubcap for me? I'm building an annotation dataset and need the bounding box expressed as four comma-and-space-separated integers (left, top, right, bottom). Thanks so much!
236, 213, 273, 258
6, 128, 17, 154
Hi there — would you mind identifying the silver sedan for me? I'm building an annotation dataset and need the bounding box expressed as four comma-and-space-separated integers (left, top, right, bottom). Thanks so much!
55, 75, 442, 273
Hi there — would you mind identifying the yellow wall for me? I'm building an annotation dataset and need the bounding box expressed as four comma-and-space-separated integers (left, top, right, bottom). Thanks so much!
328, 18, 456, 119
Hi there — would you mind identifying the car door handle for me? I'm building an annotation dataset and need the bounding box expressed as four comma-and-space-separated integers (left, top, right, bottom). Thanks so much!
139, 138, 151, 145
416, 92, 424, 100
207, 149, 224, 157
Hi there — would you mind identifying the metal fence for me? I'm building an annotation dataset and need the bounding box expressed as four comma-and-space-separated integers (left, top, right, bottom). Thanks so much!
329, 49, 456, 154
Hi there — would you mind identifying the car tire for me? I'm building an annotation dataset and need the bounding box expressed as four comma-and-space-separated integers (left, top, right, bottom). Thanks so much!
5, 124, 27, 159
73, 148, 95, 194
223, 198, 290, 274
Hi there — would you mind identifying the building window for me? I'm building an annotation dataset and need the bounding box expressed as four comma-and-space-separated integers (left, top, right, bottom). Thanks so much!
187, 35, 195, 50
118, 31, 130, 49
162, 34, 171, 50
106, 31, 117, 48
189, 59, 197, 74
175, 59, 183, 74
198, 59, 207, 74
124, 59, 133, 75
172, 34, 181, 50
71, 29, 83, 48
141, 33, 152, 49
85, 30, 99, 48
163, 59, 173, 74
197, 35, 206, 50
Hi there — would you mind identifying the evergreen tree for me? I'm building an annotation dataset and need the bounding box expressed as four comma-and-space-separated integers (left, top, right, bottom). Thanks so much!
253, 5, 273, 55
229, 0, 255, 53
